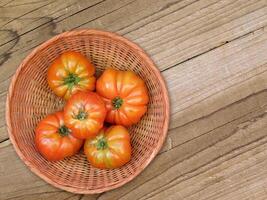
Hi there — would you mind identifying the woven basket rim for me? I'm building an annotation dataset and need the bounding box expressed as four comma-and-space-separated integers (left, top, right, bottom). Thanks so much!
6, 29, 170, 194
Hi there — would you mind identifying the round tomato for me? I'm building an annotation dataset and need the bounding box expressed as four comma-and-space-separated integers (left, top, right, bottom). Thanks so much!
47, 51, 96, 100
64, 91, 107, 139
84, 125, 131, 169
35, 111, 83, 161
96, 68, 149, 126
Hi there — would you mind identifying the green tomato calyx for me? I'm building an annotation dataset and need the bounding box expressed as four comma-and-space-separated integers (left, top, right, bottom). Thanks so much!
112, 97, 123, 109
97, 138, 108, 150
76, 111, 88, 120
64, 73, 81, 89
58, 125, 70, 136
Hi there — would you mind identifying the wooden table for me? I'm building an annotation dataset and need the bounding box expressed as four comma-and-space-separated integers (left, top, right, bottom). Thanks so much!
1, 0, 267, 199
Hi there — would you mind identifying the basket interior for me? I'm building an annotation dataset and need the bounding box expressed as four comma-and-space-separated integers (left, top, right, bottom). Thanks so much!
8, 33, 168, 192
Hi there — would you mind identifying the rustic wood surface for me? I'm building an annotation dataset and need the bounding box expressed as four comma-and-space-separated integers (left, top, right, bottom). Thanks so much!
1, 0, 267, 199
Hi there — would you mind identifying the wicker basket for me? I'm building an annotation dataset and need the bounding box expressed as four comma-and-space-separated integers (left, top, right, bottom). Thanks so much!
6, 30, 170, 194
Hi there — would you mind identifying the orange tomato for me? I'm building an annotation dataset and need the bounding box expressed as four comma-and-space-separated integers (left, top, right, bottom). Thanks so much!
64, 91, 107, 139
35, 111, 83, 161
47, 51, 95, 100
96, 68, 149, 126
84, 125, 131, 169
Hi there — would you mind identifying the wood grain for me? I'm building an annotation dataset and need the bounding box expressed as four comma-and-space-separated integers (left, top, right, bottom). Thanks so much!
1, 0, 267, 199
0, 140, 83, 200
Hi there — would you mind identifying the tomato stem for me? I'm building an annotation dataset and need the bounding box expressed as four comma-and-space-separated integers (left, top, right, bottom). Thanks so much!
76, 111, 88, 120
112, 97, 123, 109
58, 125, 70, 136
64, 73, 81, 89
97, 138, 108, 150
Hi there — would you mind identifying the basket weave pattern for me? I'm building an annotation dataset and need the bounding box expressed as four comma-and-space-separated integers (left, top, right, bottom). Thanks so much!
6, 30, 169, 194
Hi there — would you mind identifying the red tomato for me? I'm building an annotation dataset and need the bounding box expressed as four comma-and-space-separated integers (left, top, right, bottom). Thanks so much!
96, 68, 149, 126
35, 111, 83, 161
47, 51, 96, 100
84, 125, 131, 169
64, 91, 107, 139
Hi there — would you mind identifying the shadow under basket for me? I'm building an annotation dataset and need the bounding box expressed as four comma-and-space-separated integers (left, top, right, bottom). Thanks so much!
6, 29, 170, 194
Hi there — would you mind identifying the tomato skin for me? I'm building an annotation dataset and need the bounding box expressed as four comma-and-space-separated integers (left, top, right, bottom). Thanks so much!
96, 68, 149, 126
84, 125, 131, 169
35, 111, 83, 161
47, 51, 96, 100
64, 91, 107, 139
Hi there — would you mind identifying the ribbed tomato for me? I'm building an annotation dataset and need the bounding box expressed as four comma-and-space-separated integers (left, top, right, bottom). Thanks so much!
64, 91, 107, 139
35, 111, 83, 161
96, 68, 149, 126
47, 51, 95, 100
84, 125, 131, 169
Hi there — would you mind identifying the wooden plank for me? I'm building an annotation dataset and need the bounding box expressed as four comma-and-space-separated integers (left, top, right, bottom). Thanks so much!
0, 0, 267, 142
143, 137, 267, 200
128, 0, 267, 70
0, 0, 53, 27
0, 140, 86, 200
0, 0, 103, 44
6, 192, 81, 200
1, 0, 266, 67
0, 0, 13, 7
